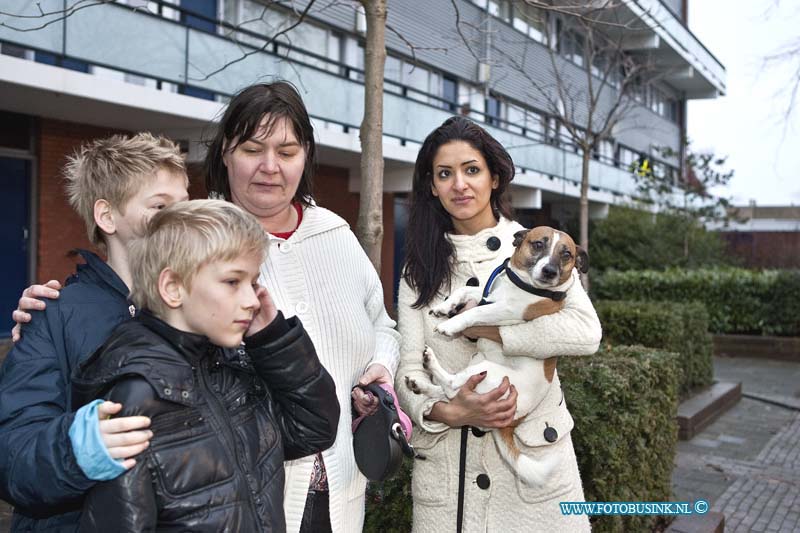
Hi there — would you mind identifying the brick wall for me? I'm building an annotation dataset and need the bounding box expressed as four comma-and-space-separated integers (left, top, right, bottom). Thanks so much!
36, 118, 128, 283
722, 232, 800, 269
36, 122, 396, 310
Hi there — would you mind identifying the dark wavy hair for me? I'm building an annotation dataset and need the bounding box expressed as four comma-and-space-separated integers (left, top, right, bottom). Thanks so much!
204, 81, 315, 206
403, 116, 515, 308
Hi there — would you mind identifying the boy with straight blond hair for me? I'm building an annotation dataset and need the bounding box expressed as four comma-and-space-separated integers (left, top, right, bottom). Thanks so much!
73, 200, 339, 532
0, 133, 189, 531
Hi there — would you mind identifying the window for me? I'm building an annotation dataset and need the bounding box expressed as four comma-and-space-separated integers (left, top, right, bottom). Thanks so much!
181, 0, 216, 33
428, 71, 443, 105
385, 55, 402, 84
558, 23, 584, 67
546, 117, 561, 145
458, 83, 485, 121
591, 52, 607, 80
594, 139, 614, 163
525, 109, 545, 139
488, 0, 511, 21
512, 3, 546, 42
223, 0, 289, 49
403, 62, 430, 96
442, 76, 458, 111
666, 99, 679, 123
221, 0, 342, 72
506, 103, 526, 135
0, 43, 33, 60
486, 94, 502, 126
617, 146, 640, 169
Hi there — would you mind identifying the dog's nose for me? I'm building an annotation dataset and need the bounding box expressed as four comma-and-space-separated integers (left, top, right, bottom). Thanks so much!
542, 265, 558, 279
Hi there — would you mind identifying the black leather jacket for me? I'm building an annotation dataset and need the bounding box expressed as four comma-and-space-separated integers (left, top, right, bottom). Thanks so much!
71, 310, 339, 532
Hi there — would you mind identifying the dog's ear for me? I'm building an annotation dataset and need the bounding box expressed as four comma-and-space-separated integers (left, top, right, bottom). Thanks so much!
575, 246, 589, 273
513, 229, 529, 248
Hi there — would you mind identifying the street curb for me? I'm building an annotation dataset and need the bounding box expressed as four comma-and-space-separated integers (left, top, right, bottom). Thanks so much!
665, 511, 724, 533
677, 381, 741, 440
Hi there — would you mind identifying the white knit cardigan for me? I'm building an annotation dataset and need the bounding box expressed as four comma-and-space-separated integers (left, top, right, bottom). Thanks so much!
258, 206, 400, 533
395, 217, 601, 533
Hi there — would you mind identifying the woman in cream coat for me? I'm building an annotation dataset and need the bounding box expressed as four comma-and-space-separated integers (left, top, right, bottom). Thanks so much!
396, 116, 601, 533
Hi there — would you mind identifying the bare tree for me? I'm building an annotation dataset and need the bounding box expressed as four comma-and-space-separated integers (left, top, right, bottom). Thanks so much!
451, 0, 667, 280
356, 0, 387, 271
764, 37, 800, 124
762, 1, 800, 125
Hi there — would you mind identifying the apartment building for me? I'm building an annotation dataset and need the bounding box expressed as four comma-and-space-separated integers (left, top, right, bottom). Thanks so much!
0, 0, 726, 334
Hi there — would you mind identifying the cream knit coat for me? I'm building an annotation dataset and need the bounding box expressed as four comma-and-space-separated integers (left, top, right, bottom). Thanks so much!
258, 206, 401, 533
396, 217, 601, 533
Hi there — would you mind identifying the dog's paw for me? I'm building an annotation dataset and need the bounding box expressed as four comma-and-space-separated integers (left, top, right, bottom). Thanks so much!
434, 320, 459, 337
422, 346, 433, 369
405, 375, 421, 394
429, 301, 450, 318
431, 298, 471, 318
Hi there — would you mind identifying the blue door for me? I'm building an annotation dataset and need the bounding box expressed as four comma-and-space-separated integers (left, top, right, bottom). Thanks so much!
0, 158, 30, 337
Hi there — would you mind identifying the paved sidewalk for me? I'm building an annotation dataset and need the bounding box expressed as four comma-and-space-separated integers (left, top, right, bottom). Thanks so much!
672, 356, 800, 532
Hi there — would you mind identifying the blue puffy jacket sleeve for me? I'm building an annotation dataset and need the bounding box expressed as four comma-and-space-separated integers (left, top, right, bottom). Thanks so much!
0, 308, 94, 511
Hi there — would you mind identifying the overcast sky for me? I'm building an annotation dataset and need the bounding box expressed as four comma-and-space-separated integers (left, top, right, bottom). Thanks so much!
687, 0, 800, 207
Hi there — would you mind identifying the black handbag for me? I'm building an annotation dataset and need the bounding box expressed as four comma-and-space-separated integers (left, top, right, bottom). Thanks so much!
351, 383, 423, 481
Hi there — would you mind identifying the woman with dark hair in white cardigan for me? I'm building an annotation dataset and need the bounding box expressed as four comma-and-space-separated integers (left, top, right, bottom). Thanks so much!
396, 116, 601, 532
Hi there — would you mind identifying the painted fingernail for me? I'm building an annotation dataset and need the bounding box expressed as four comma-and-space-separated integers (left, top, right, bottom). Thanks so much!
480, 371, 487, 376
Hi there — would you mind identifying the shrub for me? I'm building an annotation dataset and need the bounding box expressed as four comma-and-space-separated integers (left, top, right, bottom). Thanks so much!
560, 345, 681, 533
366, 346, 681, 533
594, 268, 800, 336
595, 300, 713, 397
569, 206, 734, 273
364, 458, 413, 533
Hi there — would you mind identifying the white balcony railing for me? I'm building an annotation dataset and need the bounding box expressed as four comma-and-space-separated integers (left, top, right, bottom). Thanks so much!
0, 0, 641, 197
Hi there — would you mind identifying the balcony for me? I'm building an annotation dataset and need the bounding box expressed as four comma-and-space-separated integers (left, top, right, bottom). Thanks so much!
0, 0, 641, 198
622, 0, 726, 98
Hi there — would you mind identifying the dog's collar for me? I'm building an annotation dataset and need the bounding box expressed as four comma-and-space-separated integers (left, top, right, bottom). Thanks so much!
482, 258, 568, 302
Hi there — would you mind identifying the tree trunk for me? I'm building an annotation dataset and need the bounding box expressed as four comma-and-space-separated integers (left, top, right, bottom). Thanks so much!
580, 148, 591, 289
356, 0, 387, 272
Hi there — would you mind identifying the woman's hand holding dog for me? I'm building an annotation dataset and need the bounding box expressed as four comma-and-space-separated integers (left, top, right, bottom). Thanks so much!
462, 325, 502, 344
427, 374, 518, 428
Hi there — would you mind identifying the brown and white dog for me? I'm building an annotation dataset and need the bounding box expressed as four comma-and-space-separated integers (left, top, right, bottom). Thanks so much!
409, 226, 588, 487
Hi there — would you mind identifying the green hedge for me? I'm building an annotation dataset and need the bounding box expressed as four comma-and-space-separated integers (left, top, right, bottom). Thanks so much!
594, 268, 800, 336
364, 458, 413, 533
595, 300, 713, 397
560, 345, 680, 533
365, 346, 680, 533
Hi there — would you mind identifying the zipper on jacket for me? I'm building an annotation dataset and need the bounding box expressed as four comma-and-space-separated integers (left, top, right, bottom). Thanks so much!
197, 357, 264, 529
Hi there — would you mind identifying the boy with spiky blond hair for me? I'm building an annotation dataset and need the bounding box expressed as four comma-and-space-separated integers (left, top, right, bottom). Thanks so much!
0, 133, 189, 531
73, 200, 338, 531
